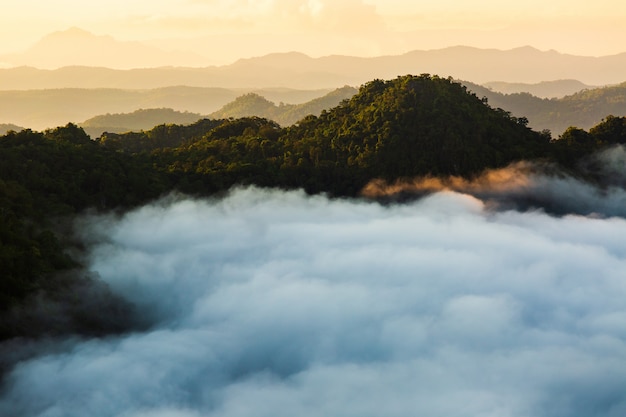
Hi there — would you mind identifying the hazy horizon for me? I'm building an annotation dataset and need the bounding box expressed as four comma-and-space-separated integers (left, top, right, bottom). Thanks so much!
2, 0, 626, 68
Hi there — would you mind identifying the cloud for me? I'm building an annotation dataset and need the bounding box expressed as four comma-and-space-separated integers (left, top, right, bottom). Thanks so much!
1, 184, 626, 416
362, 145, 626, 218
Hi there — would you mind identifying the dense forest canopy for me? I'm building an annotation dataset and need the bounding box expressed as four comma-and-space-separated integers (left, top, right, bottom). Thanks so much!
1, 74, 625, 343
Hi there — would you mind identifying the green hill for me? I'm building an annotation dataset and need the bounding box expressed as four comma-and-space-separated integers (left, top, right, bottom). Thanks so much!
277, 75, 550, 187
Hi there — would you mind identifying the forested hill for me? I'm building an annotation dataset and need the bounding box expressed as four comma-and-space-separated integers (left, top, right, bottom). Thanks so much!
278, 75, 550, 183
2, 74, 625, 344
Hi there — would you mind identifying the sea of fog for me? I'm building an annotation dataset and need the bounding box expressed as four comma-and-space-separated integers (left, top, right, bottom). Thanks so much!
2, 148, 626, 417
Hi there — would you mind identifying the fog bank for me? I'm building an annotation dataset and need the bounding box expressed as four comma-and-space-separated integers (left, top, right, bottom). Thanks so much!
364, 145, 626, 218
1, 185, 626, 417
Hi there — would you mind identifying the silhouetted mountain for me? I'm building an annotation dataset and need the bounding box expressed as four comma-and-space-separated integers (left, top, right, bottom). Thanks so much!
80, 108, 204, 138
0, 124, 25, 135
2, 46, 626, 89
0, 28, 207, 69
483, 79, 594, 98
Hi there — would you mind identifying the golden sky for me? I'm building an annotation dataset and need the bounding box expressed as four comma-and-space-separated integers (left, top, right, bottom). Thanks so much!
2, 0, 626, 63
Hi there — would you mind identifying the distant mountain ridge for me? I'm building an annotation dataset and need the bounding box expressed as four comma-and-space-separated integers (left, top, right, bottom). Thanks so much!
1, 44, 626, 89
0, 123, 25, 135
0, 86, 333, 130
80, 108, 204, 138
462, 81, 626, 135
483, 80, 595, 98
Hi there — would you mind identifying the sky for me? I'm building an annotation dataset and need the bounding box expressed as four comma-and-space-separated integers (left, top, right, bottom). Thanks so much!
2, 0, 626, 64
2, 148, 626, 416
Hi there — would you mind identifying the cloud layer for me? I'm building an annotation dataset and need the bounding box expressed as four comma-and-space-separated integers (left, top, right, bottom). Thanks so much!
1, 181, 626, 417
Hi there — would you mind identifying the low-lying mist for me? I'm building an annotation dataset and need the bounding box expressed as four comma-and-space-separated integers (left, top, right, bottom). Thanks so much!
364, 145, 626, 218
2, 148, 626, 417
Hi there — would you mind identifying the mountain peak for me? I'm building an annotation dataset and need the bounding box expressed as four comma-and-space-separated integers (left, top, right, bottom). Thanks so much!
41, 27, 106, 42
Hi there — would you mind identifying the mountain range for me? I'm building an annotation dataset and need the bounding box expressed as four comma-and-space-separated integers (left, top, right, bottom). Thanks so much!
4, 79, 624, 138
2, 30, 626, 89
0, 86, 333, 131
0, 29, 625, 136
